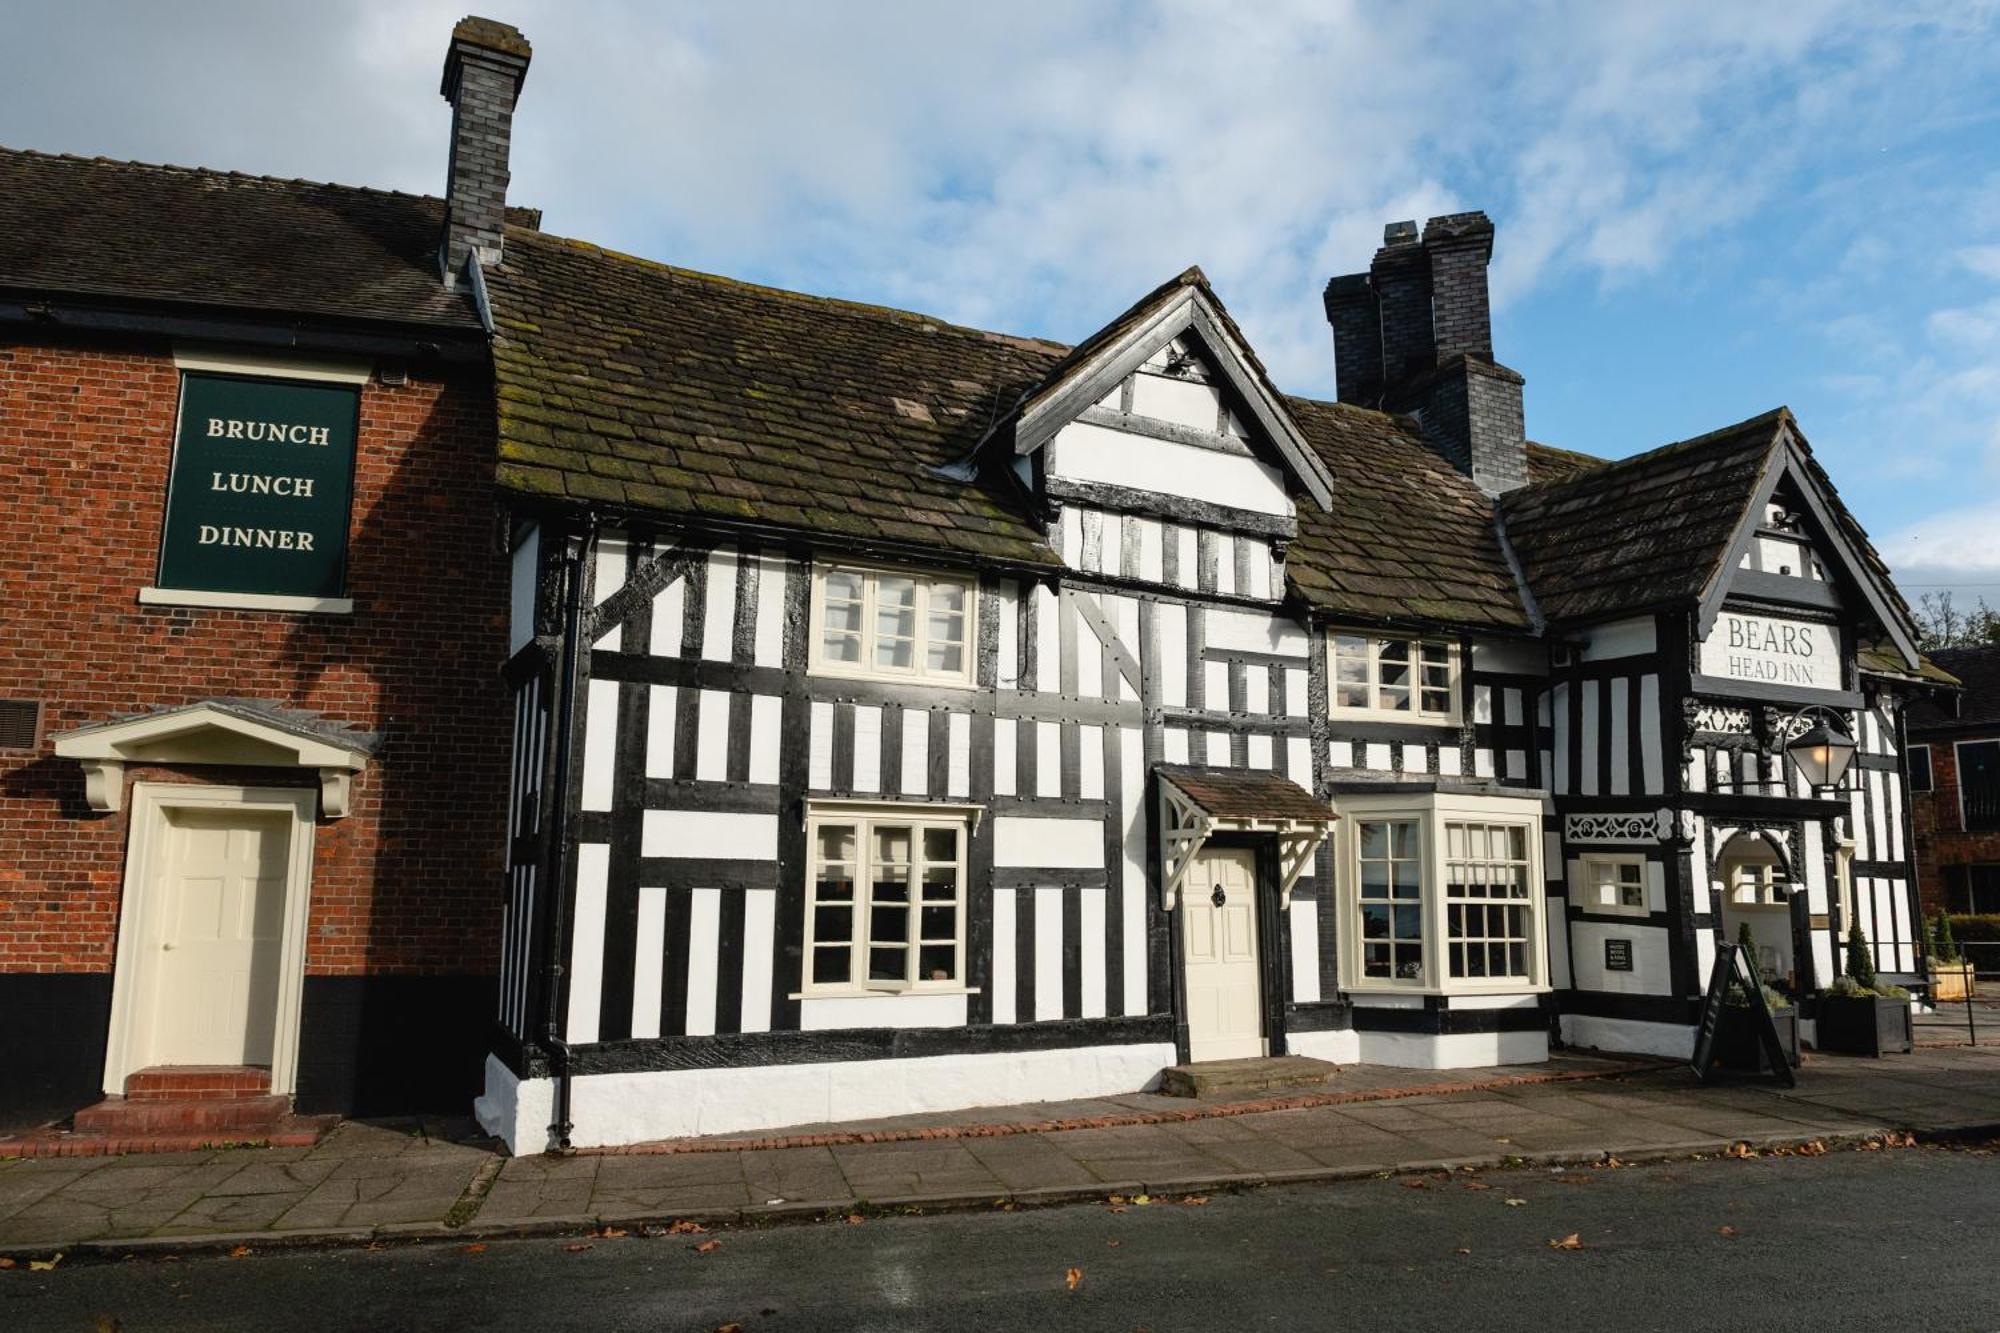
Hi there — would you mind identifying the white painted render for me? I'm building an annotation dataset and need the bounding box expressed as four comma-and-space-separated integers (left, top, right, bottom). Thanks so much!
993, 816, 1106, 869
641, 810, 780, 860
1357, 1030, 1548, 1069
1048, 420, 1291, 516
1560, 1015, 1694, 1061
474, 1042, 1178, 1153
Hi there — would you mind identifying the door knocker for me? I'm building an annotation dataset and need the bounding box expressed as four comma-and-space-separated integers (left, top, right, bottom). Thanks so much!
1211, 882, 1227, 907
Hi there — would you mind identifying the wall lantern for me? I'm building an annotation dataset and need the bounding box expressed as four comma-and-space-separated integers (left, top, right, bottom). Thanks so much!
1782, 708, 1857, 794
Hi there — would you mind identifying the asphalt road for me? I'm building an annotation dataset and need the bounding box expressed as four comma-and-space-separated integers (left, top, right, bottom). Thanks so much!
7, 1145, 1998, 1332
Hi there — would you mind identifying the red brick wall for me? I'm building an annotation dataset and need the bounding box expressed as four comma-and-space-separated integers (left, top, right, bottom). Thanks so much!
1911, 735, 2000, 913
0, 332, 510, 976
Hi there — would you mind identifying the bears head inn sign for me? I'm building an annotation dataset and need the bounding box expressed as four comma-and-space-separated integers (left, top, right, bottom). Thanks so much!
1697, 610, 1841, 694
157, 372, 360, 600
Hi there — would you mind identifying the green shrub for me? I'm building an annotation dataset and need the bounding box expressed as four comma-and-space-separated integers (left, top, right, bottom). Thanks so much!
1935, 910, 1960, 963
1946, 914, 2000, 943
1736, 921, 1761, 982
1845, 920, 1878, 991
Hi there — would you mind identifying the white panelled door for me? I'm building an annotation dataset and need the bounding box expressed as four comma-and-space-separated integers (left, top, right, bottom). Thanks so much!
1182, 847, 1265, 1062
148, 808, 289, 1068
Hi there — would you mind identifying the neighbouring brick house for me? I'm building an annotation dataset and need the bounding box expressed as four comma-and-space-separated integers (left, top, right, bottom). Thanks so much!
1909, 643, 2000, 917
0, 20, 533, 1134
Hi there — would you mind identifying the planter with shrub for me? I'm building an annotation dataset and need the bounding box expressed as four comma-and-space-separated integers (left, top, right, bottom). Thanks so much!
1928, 910, 1976, 1001
1713, 925, 1800, 1071
1816, 922, 1913, 1057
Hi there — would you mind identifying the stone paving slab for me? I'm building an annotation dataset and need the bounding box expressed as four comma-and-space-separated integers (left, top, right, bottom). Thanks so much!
6, 1049, 2000, 1255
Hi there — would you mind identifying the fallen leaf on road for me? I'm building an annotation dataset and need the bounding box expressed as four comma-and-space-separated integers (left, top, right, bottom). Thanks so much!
1547, 1233, 1584, 1251
1455, 1248, 1472, 1256
564, 1243, 593, 1254
1107, 1240, 1121, 1248
1065, 1267, 1083, 1292
1131, 1194, 1152, 1206
1718, 1226, 1738, 1237
716, 1324, 743, 1333
1180, 1196, 1210, 1206
666, 1220, 707, 1235
597, 1227, 628, 1239
0, 1257, 14, 1269
94, 1317, 122, 1333
845, 1214, 865, 1226
1460, 1180, 1492, 1191
1503, 1198, 1527, 1207
1106, 1194, 1126, 1205
1597, 1156, 1626, 1169
224, 1248, 248, 1261
461, 1244, 487, 1255
1799, 1141, 1827, 1156
694, 1240, 721, 1255
1400, 1179, 1430, 1190
1725, 1142, 1757, 1159
1494, 1137, 1512, 1144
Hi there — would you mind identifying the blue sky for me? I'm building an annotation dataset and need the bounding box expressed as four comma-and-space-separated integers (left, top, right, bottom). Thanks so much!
7, 1, 1998, 602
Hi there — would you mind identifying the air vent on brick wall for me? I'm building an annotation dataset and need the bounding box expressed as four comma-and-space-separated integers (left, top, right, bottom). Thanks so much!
0, 699, 42, 751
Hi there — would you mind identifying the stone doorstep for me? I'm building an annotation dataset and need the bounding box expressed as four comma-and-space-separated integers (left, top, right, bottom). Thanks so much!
584, 1058, 1665, 1158
1159, 1055, 1342, 1099
73, 1095, 294, 1136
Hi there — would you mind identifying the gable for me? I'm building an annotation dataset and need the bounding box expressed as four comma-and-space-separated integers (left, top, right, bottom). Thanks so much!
1036, 334, 1296, 532
989, 271, 1335, 530
1699, 436, 1920, 669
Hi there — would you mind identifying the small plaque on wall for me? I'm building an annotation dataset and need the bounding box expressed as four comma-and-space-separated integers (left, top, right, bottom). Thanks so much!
1604, 939, 1634, 972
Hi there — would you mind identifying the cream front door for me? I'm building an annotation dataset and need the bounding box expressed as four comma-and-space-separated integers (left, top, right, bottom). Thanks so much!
1182, 847, 1265, 1062
146, 807, 290, 1068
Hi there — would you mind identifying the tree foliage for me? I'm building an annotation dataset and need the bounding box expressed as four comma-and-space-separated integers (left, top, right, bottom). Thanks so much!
1914, 591, 2000, 653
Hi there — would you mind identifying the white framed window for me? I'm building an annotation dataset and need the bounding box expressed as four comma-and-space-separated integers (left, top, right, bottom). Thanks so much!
1328, 632, 1459, 723
809, 563, 977, 687
802, 802, 975, 995
1336, 790, 1545, 993
1727, 861, 1788, 907
1581, 854, 1650, 917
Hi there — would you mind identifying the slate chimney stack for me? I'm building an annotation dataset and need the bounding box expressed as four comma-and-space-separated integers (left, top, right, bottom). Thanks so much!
1323, 210, 1527, 496
440, 16, 531, 285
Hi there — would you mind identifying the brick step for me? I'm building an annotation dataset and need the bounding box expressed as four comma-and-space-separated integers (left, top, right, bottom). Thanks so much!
72, 1094, 293, 1136
0, 1114, 336, 1159
125, 1065, 272, 1102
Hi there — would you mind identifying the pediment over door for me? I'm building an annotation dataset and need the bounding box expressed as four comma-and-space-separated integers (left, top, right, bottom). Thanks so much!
52, 699, 374, 816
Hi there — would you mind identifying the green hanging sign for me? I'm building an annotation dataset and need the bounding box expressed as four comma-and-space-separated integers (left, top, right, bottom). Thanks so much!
157, 373, 360, 599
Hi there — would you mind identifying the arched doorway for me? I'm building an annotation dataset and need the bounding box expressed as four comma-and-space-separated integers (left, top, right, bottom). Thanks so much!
1716, 831, 1795, 991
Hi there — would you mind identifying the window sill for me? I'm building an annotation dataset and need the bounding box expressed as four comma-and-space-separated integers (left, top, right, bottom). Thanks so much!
1345, 982, 1552, 998
139, 587, 353, 615
790, 987, 980, 1000
805, 664, 979, 692
1327, 708, 1461, 728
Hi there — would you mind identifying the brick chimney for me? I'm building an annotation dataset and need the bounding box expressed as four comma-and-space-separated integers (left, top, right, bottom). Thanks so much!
1323, 210, 1528, 496
439, 16, 532, 285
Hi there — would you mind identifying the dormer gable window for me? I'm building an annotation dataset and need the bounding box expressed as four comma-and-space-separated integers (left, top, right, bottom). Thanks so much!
1328, 632, 1460, 723
809, 562, 977, 687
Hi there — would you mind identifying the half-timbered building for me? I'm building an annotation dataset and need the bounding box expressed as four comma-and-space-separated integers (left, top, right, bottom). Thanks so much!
464, 92, 1938, 1147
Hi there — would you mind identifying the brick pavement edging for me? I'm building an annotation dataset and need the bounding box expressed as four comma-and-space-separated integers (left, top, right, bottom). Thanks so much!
583, 1059, 1666, 1157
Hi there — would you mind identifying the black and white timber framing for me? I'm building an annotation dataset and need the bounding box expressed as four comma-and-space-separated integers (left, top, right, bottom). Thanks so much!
473, 249, 1935, 1154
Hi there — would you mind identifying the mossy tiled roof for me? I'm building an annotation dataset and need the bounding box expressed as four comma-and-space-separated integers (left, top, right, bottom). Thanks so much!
1286, 398, 1530, 631
484, 227, 1070, 567
484, 228, 1547, 627
1499, 410, 1787, 625
0, 147, 497, 330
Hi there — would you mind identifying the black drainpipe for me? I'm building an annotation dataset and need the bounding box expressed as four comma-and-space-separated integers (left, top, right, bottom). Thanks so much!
540, 514, 597, 1153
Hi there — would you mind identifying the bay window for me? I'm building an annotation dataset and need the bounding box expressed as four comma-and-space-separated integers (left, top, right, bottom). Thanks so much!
810, 563, 976, 686
1337, 791, 1546, 992
1329, 632, 1458, 722
803, 803, 974, 994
